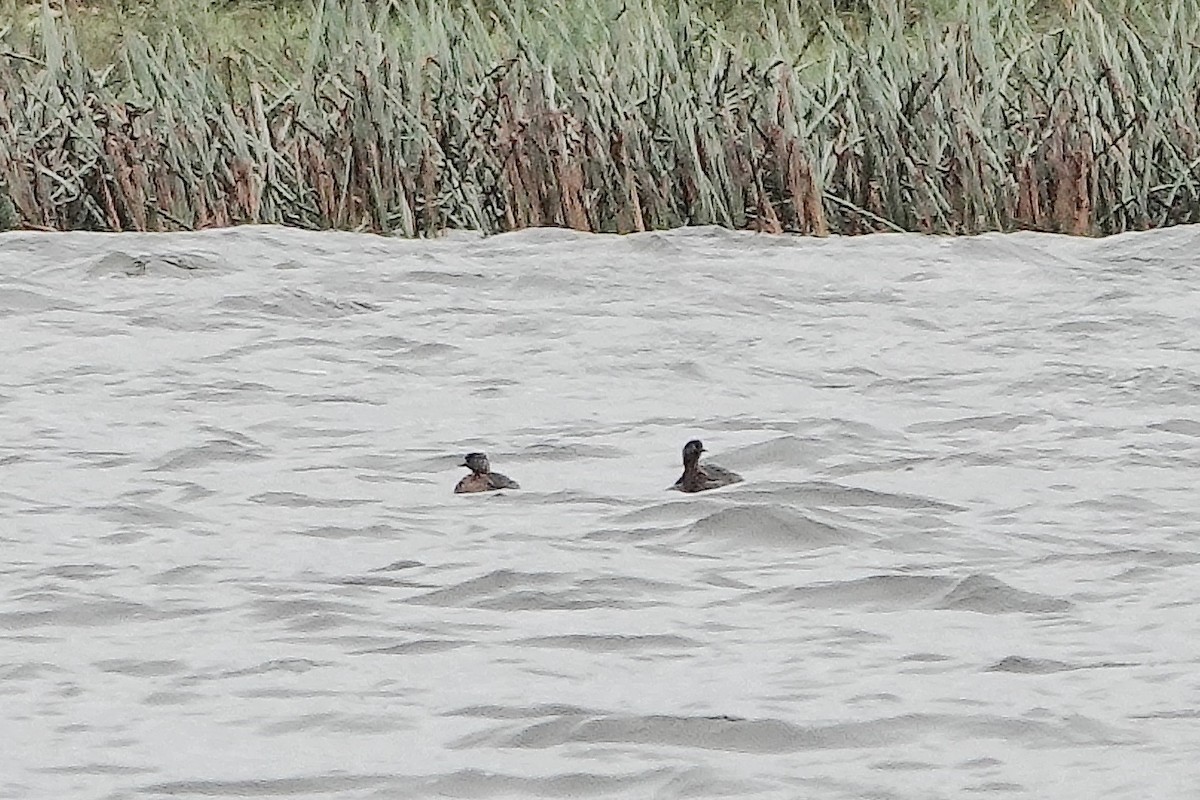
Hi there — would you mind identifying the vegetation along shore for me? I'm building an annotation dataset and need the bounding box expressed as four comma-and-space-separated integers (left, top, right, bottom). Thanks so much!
1, 0, 1197, 236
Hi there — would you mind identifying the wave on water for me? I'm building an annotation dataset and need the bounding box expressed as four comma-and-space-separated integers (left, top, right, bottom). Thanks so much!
688, 505, 865, 549
757, 573, 1070, 614
449, 707, 1122, 753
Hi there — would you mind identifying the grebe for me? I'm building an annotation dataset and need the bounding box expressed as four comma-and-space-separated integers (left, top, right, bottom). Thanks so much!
673, 439, 742, 492
454, 452, 520, 493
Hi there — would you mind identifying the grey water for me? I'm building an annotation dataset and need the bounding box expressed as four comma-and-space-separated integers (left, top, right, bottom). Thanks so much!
2, 224, 1199, 799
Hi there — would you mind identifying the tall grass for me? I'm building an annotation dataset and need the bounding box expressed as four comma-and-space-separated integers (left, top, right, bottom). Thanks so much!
1, 0, 1197, 235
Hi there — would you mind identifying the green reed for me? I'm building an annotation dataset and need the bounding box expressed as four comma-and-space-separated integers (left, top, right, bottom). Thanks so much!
0, 0, 1196, 235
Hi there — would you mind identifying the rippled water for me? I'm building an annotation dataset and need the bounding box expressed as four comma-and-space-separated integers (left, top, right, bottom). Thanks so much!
3, 225, 1199, 799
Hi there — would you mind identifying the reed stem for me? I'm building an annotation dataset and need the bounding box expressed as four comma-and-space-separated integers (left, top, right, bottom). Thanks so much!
1, 0, 1196, 236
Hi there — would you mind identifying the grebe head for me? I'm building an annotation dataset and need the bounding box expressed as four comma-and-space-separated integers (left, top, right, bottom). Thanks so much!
461, 452, 491, 474
682, 439, 705, 464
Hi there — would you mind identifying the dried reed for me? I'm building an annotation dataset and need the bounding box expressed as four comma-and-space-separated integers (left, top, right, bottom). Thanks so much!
0, 0, 1197, 235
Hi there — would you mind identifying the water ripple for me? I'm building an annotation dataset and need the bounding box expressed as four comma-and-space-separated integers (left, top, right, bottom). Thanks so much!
2, 225, 1197, 799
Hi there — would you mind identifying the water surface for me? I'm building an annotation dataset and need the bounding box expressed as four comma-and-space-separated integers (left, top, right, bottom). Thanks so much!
2, 225, 1199, 798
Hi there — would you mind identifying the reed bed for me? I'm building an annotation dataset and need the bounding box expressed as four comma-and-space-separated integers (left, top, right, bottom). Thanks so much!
1, 0, 1197, 235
